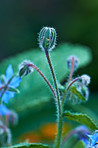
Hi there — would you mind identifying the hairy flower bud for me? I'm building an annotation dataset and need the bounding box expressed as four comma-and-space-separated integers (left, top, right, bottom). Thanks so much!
66, 83, 89, 105
67, 55, 79, 71
81, 74, 90, 86
19, 60, 34, 77
39, 27, 56, 51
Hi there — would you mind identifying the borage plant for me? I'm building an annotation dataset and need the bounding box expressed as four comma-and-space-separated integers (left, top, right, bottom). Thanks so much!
0, 27, 98, 148
18, 27, 97, 148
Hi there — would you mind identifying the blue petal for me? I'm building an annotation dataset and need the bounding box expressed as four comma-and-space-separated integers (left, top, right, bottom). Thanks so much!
0, 104, 10, 116
82, 138, 89, 146
6, 64, 13, 82
10, 77, 21, 88
87, 133, 98, 146
2, 91, 15, 104
0, 81, 2, 87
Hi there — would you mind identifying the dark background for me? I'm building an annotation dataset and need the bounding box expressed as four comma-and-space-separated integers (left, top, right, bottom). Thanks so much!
0, 0, 98, 91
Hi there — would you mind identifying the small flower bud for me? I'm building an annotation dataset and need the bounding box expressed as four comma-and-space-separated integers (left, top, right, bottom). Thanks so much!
66, 83, 89, 105
19, 60, 34, 77
67, 55, 79, 71
81, 74, 90, 86
39, 27, 56, 51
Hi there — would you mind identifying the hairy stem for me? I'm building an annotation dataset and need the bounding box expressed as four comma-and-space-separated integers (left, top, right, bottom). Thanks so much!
44, 50, 58, 98
28, 64, 56, 98
68, 57, 75, 82
67, 77, 81, 90
44, 50, 63, 148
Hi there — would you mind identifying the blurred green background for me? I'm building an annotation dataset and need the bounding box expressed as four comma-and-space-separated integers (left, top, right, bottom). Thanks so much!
0, 0, 98, 90
0, 1, 98, 146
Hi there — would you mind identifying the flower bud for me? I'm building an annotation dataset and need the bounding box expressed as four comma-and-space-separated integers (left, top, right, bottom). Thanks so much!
66, 83, 89, 105
19, 60, 34, 77
67, 55, 79, 71
67, 93, 81, 105
39, 27, 56, 51
81, 74, 90, 86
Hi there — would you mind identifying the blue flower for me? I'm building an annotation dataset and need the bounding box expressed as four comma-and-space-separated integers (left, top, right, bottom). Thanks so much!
0, 104, 11, 116
0, 64, 21, 103
75, 126, 90, 146
87, 132, 98, 146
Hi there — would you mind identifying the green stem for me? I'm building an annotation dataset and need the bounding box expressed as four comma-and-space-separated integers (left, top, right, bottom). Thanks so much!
45, 50, 63, 148
55, 108, 63, 148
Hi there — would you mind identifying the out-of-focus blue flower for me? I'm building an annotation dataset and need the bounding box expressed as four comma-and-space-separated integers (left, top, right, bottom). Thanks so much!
87, 132, 98, 146
75, 126, 90, 147
0, 104, 11, 116
0, 64, 21, 103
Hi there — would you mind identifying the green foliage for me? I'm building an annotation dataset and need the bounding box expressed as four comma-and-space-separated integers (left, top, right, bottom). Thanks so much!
0, 43, 91, 112
70, 86, 86, 101
64, 111, 98, 131
8, 87, 20, 93
73, 140, 85, 148
9, 143, 50, 148
69, 102, 98, 125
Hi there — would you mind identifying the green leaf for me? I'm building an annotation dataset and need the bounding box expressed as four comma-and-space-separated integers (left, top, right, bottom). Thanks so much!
73, 140, 85, 148
8, 87, 20, 93
64, 111, 98, 131
68, 103, 98, 126
70, 86, 86, 101
0, 43, 92, 112
9, 143, 50, 148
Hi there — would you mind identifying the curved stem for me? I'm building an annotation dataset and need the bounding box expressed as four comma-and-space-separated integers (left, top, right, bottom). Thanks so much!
28, 64, 56, 98
67, 77, 81, 91
44, 50, 63, 148
0, 86, 5, 90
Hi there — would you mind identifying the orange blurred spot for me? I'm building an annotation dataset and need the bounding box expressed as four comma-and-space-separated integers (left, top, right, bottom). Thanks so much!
19, 122, 72, 143
40, 122, 71, 140
19, 131, 41, 143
